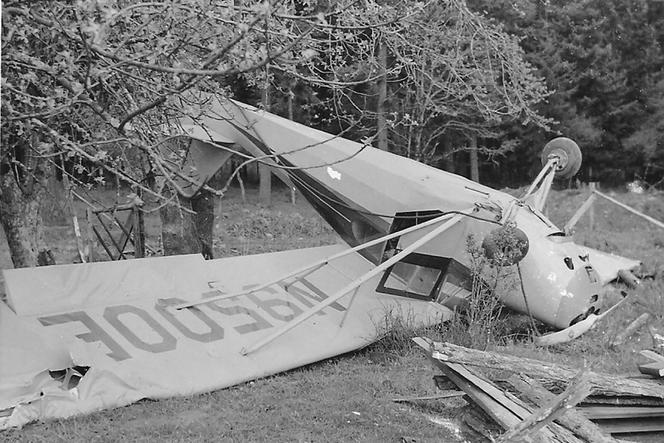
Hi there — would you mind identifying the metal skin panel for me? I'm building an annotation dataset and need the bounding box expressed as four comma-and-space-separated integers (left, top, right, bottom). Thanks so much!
0, 246, 451, 429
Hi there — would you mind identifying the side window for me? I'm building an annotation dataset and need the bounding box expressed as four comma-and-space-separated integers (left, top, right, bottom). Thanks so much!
382, 210, 443, 261
377, 210, 472, 305
376, 253, 449, 301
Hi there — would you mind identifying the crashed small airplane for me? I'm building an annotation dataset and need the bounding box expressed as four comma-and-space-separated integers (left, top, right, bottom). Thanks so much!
0, 98, 640, 429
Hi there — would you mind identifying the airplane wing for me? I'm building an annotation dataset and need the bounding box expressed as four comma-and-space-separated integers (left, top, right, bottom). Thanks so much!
0, 245, 451, 429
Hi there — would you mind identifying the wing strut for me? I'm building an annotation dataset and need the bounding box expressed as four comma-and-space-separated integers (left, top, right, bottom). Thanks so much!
172, 210, 465, 310
240, 211, 470, 356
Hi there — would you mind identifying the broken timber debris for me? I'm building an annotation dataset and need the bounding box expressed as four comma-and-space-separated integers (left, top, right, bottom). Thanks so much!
638, 350, 664, 378
610, 313, 651, 349
497, 371, 593, 443
648, 325, 664, 355
418, 339, 664, 399
506, 374, 616, 443
391, 391, 465, 403
413, 337, 584, 442
413, 337, 664, 440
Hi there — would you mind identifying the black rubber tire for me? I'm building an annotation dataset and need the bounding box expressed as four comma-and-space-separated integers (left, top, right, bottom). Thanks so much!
540, 137, 582, 180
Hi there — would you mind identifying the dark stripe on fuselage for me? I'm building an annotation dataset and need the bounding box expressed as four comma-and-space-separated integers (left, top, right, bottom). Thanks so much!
226, 121, 390, 263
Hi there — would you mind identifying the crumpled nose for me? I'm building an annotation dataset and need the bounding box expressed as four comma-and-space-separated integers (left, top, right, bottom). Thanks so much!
554, 265, 602, 327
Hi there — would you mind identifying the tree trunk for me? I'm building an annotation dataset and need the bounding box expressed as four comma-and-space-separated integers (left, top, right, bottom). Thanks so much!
0, 137, 55, 268
259, 68, 272, 206
159, 185, 201, 256
376, 42, 388, 151
191, 188, 215, 259
441, 137, 455, 173
469, 135, 480, 182
259, 164, 271, 206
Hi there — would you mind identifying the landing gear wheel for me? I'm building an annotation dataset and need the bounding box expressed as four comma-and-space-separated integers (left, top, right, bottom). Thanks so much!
540, 137, 582, 180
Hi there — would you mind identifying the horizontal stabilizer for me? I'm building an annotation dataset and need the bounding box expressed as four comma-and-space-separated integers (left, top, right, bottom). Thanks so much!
585, 248, 641, 285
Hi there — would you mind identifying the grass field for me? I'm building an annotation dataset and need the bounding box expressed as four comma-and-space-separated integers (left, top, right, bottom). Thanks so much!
2, 184, 664, 442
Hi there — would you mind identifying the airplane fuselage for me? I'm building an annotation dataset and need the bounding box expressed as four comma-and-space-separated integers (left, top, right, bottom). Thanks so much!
197, 100, 602, 329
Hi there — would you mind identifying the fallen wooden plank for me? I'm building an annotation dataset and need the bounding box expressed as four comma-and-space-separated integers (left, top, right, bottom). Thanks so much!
453, 371, 580, 442
391, 391, 465, 403
416, 338, 664, 399
413, 338, 529, 425
638, 350, 664, 378
581, 395, 664, 407
594, 417, 664, 434
412, 337, 581, 443
610, 313, 651, 349
578, 405, 664, 419
446, 361, 533, 420
638, 362, 664, 378
437, 361, 522, 430
412, 338, 525, 429
508, 374, 617, 443
498, 371, 592, 443
639, 350, 664, 363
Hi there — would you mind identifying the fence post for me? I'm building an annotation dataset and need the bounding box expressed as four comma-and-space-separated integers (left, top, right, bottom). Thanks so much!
132, 203, 145, 258
588, 182, 598, 231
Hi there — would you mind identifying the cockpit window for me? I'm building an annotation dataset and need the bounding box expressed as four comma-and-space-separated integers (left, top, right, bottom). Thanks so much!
377, 253, 448, 300
382, 210, 443, 260
376, 252, 472, 306
377, 210, 473, 305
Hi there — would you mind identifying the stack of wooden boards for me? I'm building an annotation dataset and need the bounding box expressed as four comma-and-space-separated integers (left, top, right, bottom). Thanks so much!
413, 338, 664, 441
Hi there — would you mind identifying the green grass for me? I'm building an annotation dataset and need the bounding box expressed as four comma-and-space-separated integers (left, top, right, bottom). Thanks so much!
3, 353, 466, 442
215, 188, 338, 256
2, 184, 664, 441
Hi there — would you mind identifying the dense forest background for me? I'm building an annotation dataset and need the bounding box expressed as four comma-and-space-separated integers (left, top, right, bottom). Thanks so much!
473, 0, 664, 188
252, 0, 664, 189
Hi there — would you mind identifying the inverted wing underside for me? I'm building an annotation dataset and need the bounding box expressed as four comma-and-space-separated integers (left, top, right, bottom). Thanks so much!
0, 245, 450, 429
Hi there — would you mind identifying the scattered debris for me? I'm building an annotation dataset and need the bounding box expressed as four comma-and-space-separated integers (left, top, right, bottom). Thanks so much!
507, 374, 614, 443
649, 325, 664, 354
497, 371, 592, 443
610, 313, 651, 349
638, 350, 664, 378
617, 269, 640, 288
391, 391, 465, 403
413, 337, 664, 440
626, 180, 645, 194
